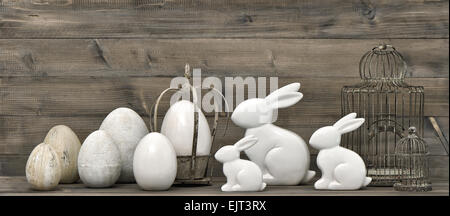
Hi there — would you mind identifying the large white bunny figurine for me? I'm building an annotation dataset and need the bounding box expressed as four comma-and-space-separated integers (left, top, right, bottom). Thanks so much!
231, 83, 315, 185
215, 135, 266, 192
309, 113, 372, 190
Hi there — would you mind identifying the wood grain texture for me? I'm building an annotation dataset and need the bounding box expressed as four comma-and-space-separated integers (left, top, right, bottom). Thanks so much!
0, 39, 448, 77
0, 0, 448, 39
428, 156, 450, 181
0, 176, 448, 196
0, 77, 447, 117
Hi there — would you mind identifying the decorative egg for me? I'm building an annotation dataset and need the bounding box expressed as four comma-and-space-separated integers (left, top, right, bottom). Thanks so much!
44, 125, 81, 183
133, 132, 177, 190
26, 143, 61, 190
99, 107, 149, 183
78, 130, 121, 188
161, 100, 211, 156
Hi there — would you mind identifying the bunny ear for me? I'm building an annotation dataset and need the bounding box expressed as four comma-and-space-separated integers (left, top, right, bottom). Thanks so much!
265, 83, 302, 109
333, 113, 358, 128
266, 92, 303, 109
235, 135, 258, 152
266, 83, 301, 101
336, 118, 365, 134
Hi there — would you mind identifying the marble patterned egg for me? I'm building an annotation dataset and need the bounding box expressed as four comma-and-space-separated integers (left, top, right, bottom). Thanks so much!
78, 130, 121, 188
133, 132, 177, 190
161, 100, 211, 156
99, 107, 149, 183
26, 143, 61, 190
44, 125, 81, 183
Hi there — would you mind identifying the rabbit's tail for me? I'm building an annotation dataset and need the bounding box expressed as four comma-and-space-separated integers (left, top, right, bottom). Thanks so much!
363, 177, 372, 187
260, 182, 267, 191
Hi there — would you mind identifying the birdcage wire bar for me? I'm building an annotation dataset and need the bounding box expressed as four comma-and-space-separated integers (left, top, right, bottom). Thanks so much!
341, 44, 425, 186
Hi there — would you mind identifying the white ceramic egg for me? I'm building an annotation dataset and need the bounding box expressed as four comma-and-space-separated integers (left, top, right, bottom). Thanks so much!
133, 132, 177, 190
161, 100, 211, 156
99, 107, 149, 183
26, 143, 61, 190
44, 125, 81, 183
78, 130, 121, 188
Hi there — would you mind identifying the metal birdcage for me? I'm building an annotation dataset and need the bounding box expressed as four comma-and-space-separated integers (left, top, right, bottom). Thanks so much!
394, 127, 432, 192
341, 44, 425, 186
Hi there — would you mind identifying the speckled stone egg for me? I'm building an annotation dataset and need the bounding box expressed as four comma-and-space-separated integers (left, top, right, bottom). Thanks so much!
78, 130, 121, 188
100, 107, 149, 183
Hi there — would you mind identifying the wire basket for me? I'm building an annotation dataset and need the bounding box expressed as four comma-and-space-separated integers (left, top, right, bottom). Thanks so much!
149, 64, 228, 185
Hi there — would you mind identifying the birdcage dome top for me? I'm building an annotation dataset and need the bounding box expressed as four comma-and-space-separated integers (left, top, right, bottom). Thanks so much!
359, 44, 407, 81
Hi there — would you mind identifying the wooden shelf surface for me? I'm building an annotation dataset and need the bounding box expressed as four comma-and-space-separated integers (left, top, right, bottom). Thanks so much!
0, 176, 448, 196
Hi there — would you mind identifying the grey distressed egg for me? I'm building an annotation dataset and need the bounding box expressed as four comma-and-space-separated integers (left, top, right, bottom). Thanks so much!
78, 130, 121, 188
26, 143, 62, 190
99, 107, 149, 183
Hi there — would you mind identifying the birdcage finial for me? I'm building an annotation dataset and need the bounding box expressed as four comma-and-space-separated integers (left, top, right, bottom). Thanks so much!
374, 43, 393, 51
378, 44, 387, 50
408, 126, 417, 134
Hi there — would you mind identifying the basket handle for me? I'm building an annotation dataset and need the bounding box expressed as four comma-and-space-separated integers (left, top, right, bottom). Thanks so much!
149, 87, 179, 132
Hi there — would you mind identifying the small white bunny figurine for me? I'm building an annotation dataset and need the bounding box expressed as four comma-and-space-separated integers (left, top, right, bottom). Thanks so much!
231, 83, 315, 185
215, 135, 266, 192
309, 113, 372, 190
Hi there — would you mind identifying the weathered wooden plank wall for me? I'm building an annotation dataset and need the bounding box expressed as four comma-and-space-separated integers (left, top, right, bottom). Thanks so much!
0, 39, 448, 77
0, 0, 448, 39
0, 0, 448, 179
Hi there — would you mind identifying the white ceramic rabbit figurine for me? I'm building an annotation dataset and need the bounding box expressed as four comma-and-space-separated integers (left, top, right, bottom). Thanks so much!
215, 135, 266, 192
231, 83, 315, 185
309, 113, 372, 190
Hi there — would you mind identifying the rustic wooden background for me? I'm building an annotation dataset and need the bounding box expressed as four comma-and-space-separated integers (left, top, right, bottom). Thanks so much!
0, 0, 448, 180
